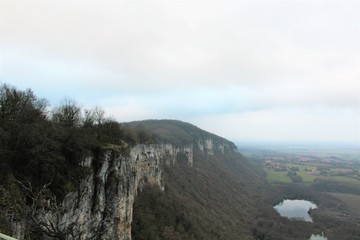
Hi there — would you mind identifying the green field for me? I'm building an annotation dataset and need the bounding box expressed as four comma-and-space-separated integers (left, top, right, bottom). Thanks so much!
266, 170, 292, 183
266, 167, 360, 185
266, 168, 316, 184
319, 176, 360, 185
297, 171, 317, 183
287, 163, 316, 171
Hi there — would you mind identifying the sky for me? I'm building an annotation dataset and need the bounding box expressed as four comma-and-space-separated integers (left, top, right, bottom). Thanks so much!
0, 0, 359, 144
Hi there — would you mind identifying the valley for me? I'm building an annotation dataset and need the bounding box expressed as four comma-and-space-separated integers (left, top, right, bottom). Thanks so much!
1, 84, 359, 240
239, 142, 360, 240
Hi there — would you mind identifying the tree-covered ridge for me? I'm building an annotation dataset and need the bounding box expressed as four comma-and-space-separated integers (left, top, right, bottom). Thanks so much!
126, 119, 236, 148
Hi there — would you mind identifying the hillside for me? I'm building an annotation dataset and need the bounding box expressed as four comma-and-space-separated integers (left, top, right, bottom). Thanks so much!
0, 84, 267, 240
2, 84, 328, 240
128, 120, 266, 239
125, 120, 235, 148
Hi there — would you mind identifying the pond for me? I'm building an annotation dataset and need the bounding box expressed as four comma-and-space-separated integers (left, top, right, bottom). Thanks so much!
309, 233, 327, 240
274, 199, 317, 222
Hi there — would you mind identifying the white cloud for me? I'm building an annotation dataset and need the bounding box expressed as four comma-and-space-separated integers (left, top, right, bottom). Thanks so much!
192, 107, 360, 143
104, 102, 155, 123
2, 1, 358, 84
1, 0, 359, 143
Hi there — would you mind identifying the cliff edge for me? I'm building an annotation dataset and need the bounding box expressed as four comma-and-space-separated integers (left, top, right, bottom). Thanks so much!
10, 120, 239, 240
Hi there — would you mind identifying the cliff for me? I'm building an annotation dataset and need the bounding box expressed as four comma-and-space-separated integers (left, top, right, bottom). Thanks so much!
0, 86, 260, 240
24, 144, 181, 240
13, 131, 235, 240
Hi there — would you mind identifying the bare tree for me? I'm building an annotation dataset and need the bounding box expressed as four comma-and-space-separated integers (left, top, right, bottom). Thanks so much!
92, 106, 106, 141
82, 109, 95, 128
93, 106, 105, 127
16, 179, 108, 240
0, 84, 48, 124
52, 98, 81, 128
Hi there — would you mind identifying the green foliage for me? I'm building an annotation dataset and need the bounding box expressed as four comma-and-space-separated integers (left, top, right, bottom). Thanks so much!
287, 171, 303, 183
266, 170, 292, 183
296, 171, 316, 183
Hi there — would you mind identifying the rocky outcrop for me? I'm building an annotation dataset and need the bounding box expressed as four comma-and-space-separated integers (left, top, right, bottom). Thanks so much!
32, 143, 193, 240
12, 136, 235, 240
197, 138, 236, 155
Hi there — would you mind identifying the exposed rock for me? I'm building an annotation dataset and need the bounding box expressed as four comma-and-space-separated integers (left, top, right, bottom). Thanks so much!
31, 143, 193, 240
197, 138, 236, 155
12, 136, 235, 239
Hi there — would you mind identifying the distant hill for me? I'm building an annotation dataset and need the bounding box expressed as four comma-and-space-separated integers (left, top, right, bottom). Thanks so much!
129, 120, 266, 239
125, 119, 235, 147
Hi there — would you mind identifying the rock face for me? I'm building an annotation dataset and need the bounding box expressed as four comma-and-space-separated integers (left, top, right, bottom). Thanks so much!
14, 137, 235, 240
197, 137, 236, 155
34, 144, 193, 240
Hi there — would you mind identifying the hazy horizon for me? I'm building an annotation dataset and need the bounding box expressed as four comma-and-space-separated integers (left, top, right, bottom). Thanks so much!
1, 0, 359, 144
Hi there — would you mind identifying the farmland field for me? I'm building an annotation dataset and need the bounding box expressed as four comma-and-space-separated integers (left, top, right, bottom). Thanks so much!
239, 142, 360, 239
296, 171, 317, 183
265, 170, 292, 183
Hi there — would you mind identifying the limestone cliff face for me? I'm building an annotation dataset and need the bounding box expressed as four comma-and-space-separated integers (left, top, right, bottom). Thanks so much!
33, 144, 193, 240
197, 137, 236, 155
15, 136, 235, 240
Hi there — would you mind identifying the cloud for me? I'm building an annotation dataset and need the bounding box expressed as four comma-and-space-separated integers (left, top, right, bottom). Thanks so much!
2, 1, 358, 84
1, 0, 359, 142
192, 107, 360, 142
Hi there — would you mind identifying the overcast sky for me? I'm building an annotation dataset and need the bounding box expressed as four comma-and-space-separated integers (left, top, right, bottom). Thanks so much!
0, 0, 359, 144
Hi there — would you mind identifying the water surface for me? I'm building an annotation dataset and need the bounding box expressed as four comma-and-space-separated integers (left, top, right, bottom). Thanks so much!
309, 233, 327, 240
274, 199, 317, 222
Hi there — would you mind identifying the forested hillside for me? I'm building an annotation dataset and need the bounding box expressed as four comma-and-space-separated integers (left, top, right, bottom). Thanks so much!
128, 120, 264, 239
0, 84, 154, 238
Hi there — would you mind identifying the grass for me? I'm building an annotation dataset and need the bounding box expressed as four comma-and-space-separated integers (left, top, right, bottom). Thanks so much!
266, 170, 292, 183
328, 192, 360, 218
266, 167, 318, 184
320, 176, 360, 185
287, 163, 315, 171
297, 171, 317, 183
266, 169, 360, 185
265, 162, 360, 186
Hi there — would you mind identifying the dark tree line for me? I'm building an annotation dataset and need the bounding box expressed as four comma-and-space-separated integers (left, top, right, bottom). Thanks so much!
0, 83, 155, 237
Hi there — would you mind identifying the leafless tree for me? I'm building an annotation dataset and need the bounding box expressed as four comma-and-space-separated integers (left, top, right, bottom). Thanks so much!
52, 98, 81, 128
17, 179, 109, 240
82, 109, 95, 128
